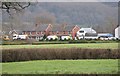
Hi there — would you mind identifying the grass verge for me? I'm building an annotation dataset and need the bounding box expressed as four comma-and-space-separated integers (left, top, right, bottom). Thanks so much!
2, 43, 119, 49
1, 59, 118, 74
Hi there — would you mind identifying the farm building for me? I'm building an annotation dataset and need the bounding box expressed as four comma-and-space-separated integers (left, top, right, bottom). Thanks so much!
115, 25, 120, 39
76, 28, 97, 39
49, 24, 80, 39
22, 24, 52, 40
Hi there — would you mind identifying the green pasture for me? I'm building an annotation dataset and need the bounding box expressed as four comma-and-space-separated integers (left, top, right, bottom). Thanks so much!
1, 59, 118, 74
2, 43, 119, 49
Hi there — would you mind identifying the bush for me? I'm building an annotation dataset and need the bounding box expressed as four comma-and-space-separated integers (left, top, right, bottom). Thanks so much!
69, 40, 88, 43
39, 38, 44, 41
2, 40, 29, 45
54, 38, 58, 41
64, 38, 67, 41
45, 38, 49, 41
2, 74, 119, 76
49, 38, 53, 41
2, 48, 119, 62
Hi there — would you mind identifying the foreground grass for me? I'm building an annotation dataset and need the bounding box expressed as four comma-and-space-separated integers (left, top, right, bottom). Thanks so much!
2, 43, 119, 49
2, 59, 118, 74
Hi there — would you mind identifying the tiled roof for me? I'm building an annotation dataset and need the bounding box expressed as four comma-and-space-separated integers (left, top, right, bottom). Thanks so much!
23, 24, 49, 31
51, 24, 75, 32
80, 28, 97, 33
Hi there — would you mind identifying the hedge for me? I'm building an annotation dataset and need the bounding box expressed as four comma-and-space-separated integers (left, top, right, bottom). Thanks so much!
2, 48, 119, 62
1, 40, 119, 45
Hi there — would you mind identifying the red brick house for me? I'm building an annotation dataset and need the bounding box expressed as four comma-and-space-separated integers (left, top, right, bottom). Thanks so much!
49, 24, 80, 39
23, 24, 52, 40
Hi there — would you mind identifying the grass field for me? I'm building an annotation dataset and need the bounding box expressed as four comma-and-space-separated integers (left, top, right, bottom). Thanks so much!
2, 43, 119, 49
1, 43, 119, 74
1, 59, 118, 74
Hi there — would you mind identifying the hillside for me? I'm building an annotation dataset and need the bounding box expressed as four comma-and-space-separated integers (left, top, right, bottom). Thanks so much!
2, 2, 118, 33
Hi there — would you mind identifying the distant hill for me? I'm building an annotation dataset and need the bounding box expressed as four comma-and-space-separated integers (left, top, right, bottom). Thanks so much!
26, 2, 118, 25
101, 2, 118, 7
2, 2, 118, 33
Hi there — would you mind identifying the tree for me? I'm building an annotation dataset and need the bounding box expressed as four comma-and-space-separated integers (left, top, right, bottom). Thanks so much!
1, 2, 31, 40
35, 11, 56, 25
104, 17, 118, 35
1, 2, 30, 15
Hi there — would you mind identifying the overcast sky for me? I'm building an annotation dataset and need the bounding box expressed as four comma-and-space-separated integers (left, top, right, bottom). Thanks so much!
2, 0, 120, 2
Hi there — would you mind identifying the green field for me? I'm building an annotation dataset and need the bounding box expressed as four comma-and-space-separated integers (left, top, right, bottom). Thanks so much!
2, 43, 119, 49
1, 59, 118, 74
1, 43, 119, 74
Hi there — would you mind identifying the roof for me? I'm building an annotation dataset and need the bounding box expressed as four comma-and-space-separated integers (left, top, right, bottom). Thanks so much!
51, 24, 75, 32
56, 34, 70, 37
9, 30, 23, 35
85, 33, 97, 36
23, 24, 49, 31
98, 33, 113, 37
80, 28, 97, 33
115, 25, 120, 29
36, 24, 49, 31
28, 34, 44, 37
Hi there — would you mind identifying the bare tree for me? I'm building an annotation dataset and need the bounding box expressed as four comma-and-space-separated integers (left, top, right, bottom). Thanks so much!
105, 17, 118, 35
1, 2, 30, 15
35, 12, 56, 25
1, 2, 31, 40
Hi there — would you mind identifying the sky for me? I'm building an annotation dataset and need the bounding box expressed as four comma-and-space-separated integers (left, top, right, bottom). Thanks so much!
2, 0, 120, 2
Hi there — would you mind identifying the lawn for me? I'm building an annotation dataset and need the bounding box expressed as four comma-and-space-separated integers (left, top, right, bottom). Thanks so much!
2, 43, 119, 49
1, 59, 118, 74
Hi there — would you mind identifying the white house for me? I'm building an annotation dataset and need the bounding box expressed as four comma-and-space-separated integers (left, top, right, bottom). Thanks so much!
76, 28, 97, 39
13, 34, 28, 40
115, 25, 120, 39
77, 28, 97, 36
9, 30, 28, 40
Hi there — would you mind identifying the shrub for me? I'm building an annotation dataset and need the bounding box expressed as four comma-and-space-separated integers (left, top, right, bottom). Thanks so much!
45, 38, 49, 41
69, 40, 88, 43
54, 38, 58, 41
49, 38, 53, 41
64, 38, 67, 41
39, 39, 43, 41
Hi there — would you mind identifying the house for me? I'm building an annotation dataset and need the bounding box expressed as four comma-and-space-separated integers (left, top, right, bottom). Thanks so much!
22, 24, 52, 40
49, 24, 80, 39
9, 30, 21, 35
76, 28, 97, 39
115, 25, 120, 39
9, 30, 28, 40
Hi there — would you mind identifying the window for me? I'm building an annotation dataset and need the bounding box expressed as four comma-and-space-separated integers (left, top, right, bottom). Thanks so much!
41, 32, 43, 34
64, 31, 65, 34
57, 31, 59, 34
30, 32, 32, 35
68, 31, 71, 34
79, 31, 84, 33
13, 36, 16, 37
52, 31, 54, 34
